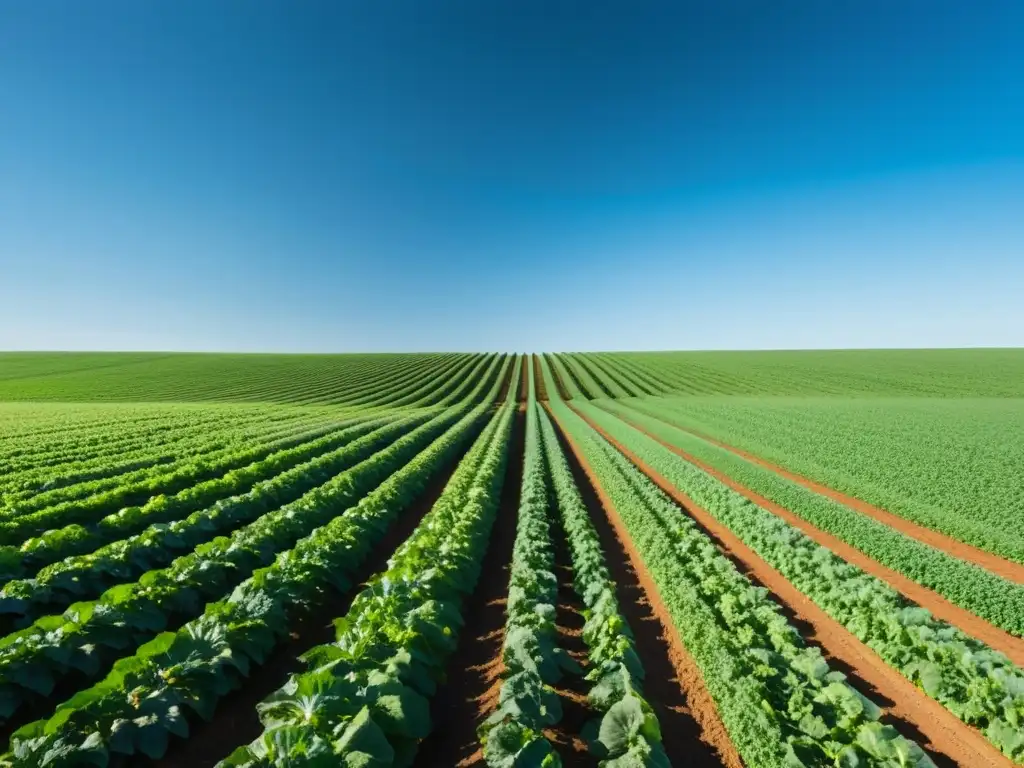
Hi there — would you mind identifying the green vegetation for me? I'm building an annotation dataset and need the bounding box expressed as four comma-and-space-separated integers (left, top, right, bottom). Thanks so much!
0, 352, 485, 404
574, 400, 1024, 762
620, 395, 1024, 560
0, 348, 1022, 765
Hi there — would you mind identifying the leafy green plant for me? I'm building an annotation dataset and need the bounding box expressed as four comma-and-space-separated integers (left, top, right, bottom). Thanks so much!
221, 361, 520, 767
5, 398, 497, 766
548, 396, 933, 768
577, 400, 1024, 763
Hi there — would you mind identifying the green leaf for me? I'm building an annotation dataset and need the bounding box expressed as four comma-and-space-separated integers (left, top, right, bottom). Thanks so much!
334, 707, 395, 766
370, 688, 432, 740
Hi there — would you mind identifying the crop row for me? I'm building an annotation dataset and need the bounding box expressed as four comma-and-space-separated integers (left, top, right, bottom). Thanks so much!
548, 397, 934, 768
601, 399, 1024, 637
541, 402, 667, 765
219, 359, 520, 765
5, 377, 505, 765
0, 403, 320, 473
0, 413, 416, 626
0, 412, 414, 587
577, 401, 1024, 762
1, 410, 371, 516
0, 403, 475, 728
625, 394, 1024, 564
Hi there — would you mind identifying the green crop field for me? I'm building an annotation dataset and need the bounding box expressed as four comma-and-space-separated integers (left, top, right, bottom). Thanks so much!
0, 350, 1021, 767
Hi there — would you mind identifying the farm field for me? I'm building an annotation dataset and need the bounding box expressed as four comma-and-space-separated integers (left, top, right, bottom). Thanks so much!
0, 350, 1021, 767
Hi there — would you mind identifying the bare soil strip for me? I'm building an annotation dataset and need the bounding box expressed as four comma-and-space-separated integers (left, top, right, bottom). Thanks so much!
547, 356, 573, 401
570, 405, 1012, 768
495, 356, 515, 403
519, 356, 530, 402
607, 408, 1024, 668
547, 404, 740, 768
641, 412, 1024, 585
413, 409, 526, 767
534, 354, 549, 401
548, 513, 598, 767
149, 439, 478, 768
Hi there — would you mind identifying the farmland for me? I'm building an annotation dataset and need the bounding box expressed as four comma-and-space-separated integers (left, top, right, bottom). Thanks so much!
0, 350, 1021, 767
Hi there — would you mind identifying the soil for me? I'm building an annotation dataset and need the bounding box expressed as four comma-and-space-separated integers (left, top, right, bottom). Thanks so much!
570, 404, 1013, 768
547, 404, 740, 768
605, 407, 1024, 668
496, 356, 515, 403
519, 356, 530, 402
146, 433, 479, 768
534, 354, 549, 401
645, 416, 1024, 585
547, 357, 573, 402
413, 408, 526, 767
546, 517, 598, 767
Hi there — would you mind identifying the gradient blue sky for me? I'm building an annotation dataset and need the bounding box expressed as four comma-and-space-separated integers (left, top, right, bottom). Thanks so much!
2, 1, 1022, 352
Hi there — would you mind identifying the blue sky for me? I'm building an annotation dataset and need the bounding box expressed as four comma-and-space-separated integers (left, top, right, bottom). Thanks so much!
1, 1, 1022, 352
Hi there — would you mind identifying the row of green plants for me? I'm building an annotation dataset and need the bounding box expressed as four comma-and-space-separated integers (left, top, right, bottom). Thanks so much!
578, 401, 1024, 762
522, 349, 938, 768
331, 352, 472, 408
429, 354, 506, 408
624, 394, 1024, 565
569, 353, 638, 398
0, 412, 413, 584
219, 362, 519, 766
305, 353, 454, 407
551, 399, 934, 768
0, 402, 286, 462
3, 410, 357, 512
0, 413, 407, 545
602, 399, 1024, 637
5, 388, 503, 766
589, 353, 667, 396
544, 355, 585, 400
537, 405, 668, 766
556, 354, 609, 400
478, 394, 567, 766
0, 405, 317, 496
0, 406, 471, 728
593, 354, 679, 396
358, 353, 496, 409
0, 413, 414, 625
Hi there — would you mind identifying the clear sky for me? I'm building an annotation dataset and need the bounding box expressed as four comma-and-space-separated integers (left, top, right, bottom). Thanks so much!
1, 1, 1022, 352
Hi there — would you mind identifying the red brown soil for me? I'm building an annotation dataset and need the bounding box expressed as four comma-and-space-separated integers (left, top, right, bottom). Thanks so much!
646, 413, 1024, 586
605, 407, 1024, 669
413, 409, 525, 767
495, 356, 515, 403
147, 428, 483, 768
547, 510, 598, 766
519, 356, 530, 403
533, 354, 549, 401
569, 404, 1013, 768
547, 404, 741, 768
547, 356, 573, 402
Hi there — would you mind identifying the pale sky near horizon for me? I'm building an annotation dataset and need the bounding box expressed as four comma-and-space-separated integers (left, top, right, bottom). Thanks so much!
1, 2, 1022, 352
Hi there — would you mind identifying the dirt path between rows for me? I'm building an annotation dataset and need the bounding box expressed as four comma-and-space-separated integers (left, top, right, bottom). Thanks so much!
495, 356, 515, 403
519, 355, 530, 402
547, 356, 573, 401
533, 354, 549, 401
548, 513, 597, 767
547, 404, 740, 768
413, 408, 525, 767
568, 404, 1012, 768
605, 407, 1024, 668
630, 408, 1024, 585
148, 425, 485, 768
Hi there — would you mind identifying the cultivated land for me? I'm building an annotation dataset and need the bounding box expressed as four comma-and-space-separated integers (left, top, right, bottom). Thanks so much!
0, 349, 1021, 767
